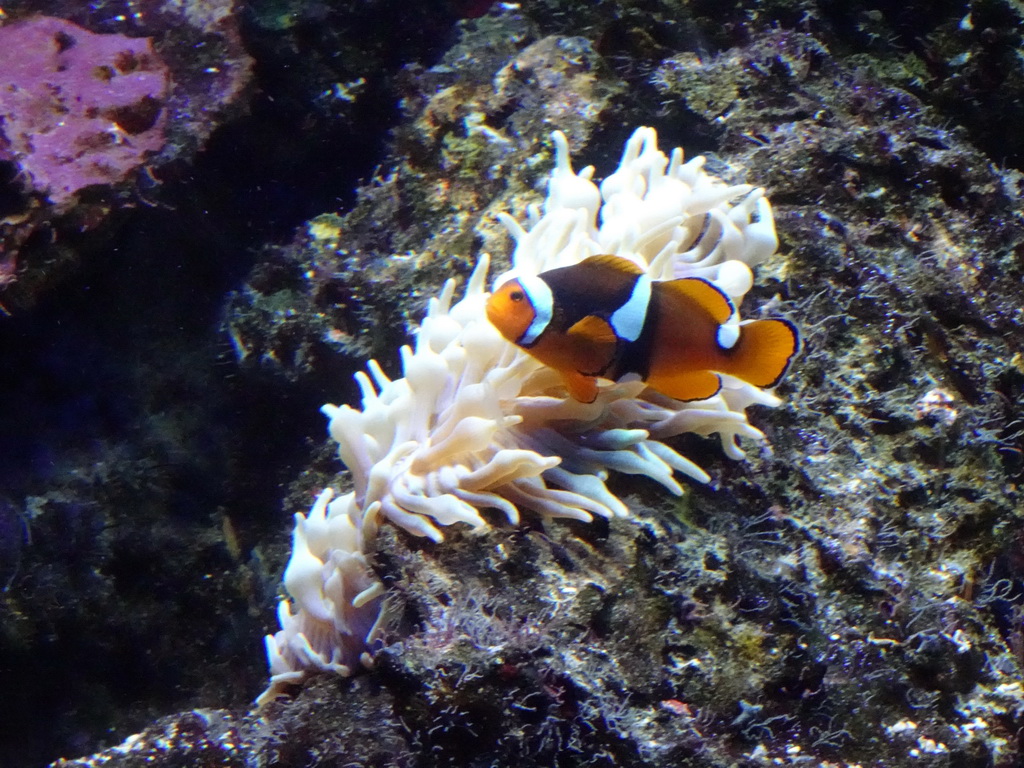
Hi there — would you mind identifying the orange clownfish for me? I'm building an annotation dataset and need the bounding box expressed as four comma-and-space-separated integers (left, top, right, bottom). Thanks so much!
486, 254, 798, 403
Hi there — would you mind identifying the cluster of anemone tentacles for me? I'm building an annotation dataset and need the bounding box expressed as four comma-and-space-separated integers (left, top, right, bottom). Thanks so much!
259, 127, 786, 704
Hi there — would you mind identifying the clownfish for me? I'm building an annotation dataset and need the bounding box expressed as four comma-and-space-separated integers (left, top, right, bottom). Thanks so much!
486, 254, 798, 403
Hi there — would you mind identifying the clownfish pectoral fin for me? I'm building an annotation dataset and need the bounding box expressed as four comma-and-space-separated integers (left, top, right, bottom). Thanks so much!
561, 370, 599, 403
661, 277, 735, 324
725, 319, 799, 388
567, 315, 618, 344
645, 369, 723, 402
566, 315, 619, 375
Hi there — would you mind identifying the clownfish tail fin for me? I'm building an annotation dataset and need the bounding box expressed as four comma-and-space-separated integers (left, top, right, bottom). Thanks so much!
724, 319, 799, 388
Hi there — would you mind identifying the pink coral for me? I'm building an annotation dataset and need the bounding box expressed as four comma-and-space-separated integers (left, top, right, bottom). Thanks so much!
0, 16, 169, 208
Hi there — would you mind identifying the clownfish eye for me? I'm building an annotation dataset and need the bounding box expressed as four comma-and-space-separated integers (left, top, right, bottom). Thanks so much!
509, 290, 524, 302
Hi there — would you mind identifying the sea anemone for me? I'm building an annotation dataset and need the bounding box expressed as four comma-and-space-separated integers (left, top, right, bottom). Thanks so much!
259, 127, 788, 702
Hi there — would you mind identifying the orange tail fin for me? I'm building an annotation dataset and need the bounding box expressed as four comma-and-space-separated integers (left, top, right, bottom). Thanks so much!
723, 319, 799, 388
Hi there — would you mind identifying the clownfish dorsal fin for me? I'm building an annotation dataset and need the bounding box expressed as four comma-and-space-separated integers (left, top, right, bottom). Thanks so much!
661, 277, 735, 325
645, 370, 723, 402
566, 315, 618, 376
580, 254, 645, 276
561, 370, 599, 403
723, 319, 799, 388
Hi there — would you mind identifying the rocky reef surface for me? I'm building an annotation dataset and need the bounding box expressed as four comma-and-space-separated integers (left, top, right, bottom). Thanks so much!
2, 1, 1024, 766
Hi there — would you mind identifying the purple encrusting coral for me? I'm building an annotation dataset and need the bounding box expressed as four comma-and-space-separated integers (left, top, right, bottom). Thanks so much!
0, 16, 169, 208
